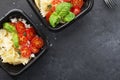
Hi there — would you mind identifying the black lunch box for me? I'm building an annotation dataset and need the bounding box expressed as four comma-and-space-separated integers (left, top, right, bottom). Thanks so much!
0, 9, 47, 76
27, 0, 94, 31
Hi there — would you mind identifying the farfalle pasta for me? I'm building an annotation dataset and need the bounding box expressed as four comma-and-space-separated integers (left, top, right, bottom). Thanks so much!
0, 29, 29, 65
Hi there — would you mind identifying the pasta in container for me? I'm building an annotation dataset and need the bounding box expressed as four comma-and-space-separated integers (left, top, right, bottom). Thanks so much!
34, 0, 84, 27
28, 0, 94, 30
0, 17, 44, 65
0, 9, 47, 76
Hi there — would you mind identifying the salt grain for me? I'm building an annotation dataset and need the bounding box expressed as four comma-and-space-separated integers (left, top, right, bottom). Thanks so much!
13, 2, 15, 5
54, 37, 57, 40
49, 43, 53, 47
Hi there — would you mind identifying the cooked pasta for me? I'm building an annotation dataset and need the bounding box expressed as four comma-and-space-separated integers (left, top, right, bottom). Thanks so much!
39, 0, 53, 17
0, 29, 30, 65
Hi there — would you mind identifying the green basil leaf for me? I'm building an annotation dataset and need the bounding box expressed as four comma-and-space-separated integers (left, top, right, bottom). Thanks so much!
49, 12, 60, 27
56, 2, 72, 18
63, 12, 75, 22
3, 22, 16, 33
12, 32, 19, 48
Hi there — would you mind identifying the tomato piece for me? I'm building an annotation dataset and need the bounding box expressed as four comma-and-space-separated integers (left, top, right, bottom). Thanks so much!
18, 33, 28, 45
51, 6, 56, 12
10, 22, 16, 27
71, 6, 81, 15
26, 27, 36, 40
46, 11, 53, 21
20, 45, 31, 58
46, 6, 55, 21
31, 36, 44, 49
63, 0, 71, 2
30, 44, 39, 54
52, 0, 61, 5
71, 0, 84, 8
15, 21, 26, 34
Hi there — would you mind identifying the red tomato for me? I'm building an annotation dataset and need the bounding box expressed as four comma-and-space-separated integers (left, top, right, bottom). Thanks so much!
52, 0, 61, 5
31, 36, 44, 49
71, 6, 81, 15
46, 6, 55, 21
20, 45, 31, 58
46, 11, 53, 21
15, 21, 26, 34
51, 6, 56, 12
63, 0, 71, 2
26, 27, 36, 40
30, 44, 39, 54
10, 22, 16, 27
71, 0, 84, 8
18, 33, 28, 45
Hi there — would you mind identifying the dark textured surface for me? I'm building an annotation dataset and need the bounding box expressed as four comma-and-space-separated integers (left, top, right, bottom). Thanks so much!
0, 0, 120, 80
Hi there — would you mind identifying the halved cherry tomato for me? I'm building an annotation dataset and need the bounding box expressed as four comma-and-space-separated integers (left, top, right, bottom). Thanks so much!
21, 45, 31, 58
46, 11, 53, 21
46, 6, 55, 21
18, 33, 28, 45
30, 44, 39, 54
10, 22, 16, 27
31, 36, 44, 49
52, 0, 61, 5
51, 6, 56, 12
26, 27, 36, 40
71, 0, 84, 8
71, 6, 81, 15
63, 0, 71, 2
15, 21, 26, 34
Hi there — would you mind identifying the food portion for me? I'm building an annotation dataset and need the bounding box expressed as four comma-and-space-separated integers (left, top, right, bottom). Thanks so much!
34, 0, 84, 27
0, 18, 44, 65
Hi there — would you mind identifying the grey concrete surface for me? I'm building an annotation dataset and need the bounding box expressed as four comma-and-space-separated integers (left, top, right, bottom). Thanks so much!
0, 0, 120, 80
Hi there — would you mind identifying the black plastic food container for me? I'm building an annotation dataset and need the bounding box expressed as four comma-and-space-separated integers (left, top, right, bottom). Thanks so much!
0, 9, 47, 76
27, 0, 94, 31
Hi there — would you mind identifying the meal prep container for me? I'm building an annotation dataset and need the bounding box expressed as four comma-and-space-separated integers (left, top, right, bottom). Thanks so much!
27, 0, 94, 31
0, 9, 47, 76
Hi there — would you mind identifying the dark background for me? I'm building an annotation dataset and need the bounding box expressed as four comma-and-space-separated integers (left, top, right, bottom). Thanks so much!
0, 0, 120, 80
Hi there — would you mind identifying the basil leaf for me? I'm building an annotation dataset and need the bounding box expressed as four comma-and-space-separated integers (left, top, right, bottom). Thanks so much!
49, 2, 75, 27
56, 2, 72, 18
63, 12, 75, 22
3, 22, 16, 33
49, 12, 60, 27
12, 32, 19, 48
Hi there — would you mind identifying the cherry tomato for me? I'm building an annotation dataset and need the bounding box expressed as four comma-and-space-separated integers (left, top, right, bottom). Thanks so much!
71, 0, 84, 8
63, 0, 71, 2
26, 27, 36, 40
46, 6, 55, 21
30, 44, 39, 54
52, 0, 61, 5
10, 22, 16, 27
20, 45, 31, 58
71, 6, 81, 15
15, 21, 26, 34
46, 11, 53, 21
18, 33, 28, 45
51, 6, 56, 12
31, 36, 44, 49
